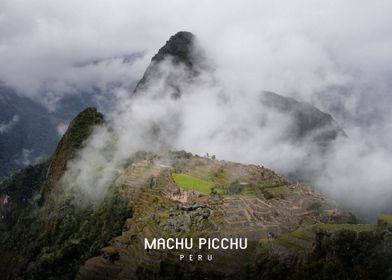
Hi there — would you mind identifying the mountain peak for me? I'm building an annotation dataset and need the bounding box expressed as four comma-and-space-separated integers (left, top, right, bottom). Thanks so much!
133, 31, 202, 94
151, 31, 195, 65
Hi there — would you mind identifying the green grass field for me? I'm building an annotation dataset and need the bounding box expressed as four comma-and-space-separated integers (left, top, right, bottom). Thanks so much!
291, 227, 314, 241
172, 173, 214, 195
379, 213, 392, 223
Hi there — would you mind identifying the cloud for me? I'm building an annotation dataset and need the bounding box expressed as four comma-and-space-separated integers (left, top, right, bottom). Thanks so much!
1, 1, 391, 100
0, 115, 19, 134
2, 0, 392, 219
56, 122, 68, 136
14, 148, 33, 166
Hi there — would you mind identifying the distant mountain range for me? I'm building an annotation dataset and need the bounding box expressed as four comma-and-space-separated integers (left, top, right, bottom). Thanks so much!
0, 70, 138, 181
0, 83, 103, 180
0, 83, 59, 180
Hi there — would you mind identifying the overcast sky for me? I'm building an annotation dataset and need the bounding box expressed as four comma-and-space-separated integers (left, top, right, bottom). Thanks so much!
0, 0, 391, 144
1, 1, 391, 100
2, 0, 392, 219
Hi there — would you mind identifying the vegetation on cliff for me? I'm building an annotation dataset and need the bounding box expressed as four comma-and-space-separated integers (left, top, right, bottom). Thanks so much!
42, 107, 104, 200
0, 185, 130, 279
0, 106, 130, 280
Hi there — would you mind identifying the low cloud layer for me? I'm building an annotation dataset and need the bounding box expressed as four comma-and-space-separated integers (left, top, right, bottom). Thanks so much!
2, 1, 392, 219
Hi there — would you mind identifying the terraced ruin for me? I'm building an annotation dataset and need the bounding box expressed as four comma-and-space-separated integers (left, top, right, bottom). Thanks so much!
76, 151, 376, 279
2, 146, 391, 279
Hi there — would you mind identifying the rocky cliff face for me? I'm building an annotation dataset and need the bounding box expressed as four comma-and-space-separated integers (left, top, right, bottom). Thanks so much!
151, 31, 196, 66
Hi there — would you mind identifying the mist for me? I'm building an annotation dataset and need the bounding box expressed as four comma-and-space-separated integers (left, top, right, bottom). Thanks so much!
2, 0, 392, 220
62, 50, 390, 221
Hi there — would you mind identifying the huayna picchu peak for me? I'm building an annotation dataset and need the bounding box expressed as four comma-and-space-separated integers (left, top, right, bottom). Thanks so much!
134, 31, 210, 95
151, 31, 195, 65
